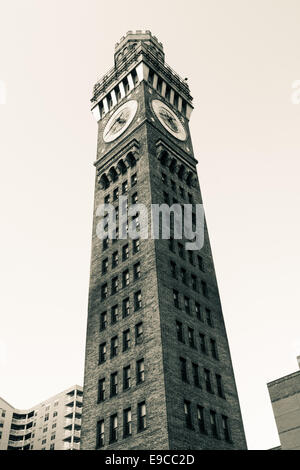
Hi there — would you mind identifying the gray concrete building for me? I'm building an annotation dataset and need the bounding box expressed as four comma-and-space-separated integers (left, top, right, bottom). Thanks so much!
0, 385, 82, 450
268, 357, 300, 450
81, 30, 247, 450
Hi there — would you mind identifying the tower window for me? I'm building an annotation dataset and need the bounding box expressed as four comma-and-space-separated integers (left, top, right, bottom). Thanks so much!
187, 327, 195, 347
100, 311, 107, 331
135, 322, 143, 344
161, 172, 167, 184
173, 93, 179, 109
123, 365, 131, 390
210, 338, 219, 360
199, 333, 207, 354
191, 275, 198, 291
111, 305, 118, 324
123, 408, 132, 438
173, 289, 179, 308
133, 238, 140, 254
171, 179, 176, 192
197, 406, 206, 434
122, 244, 129, 261
134, 290, 142, 310
112, 251, 119, 268
157, 77, 163, 94
170, 261, 177, 279
181, 268, 187, 285
165, 85, 171, 101
179, 186, 185, 198
123, 329, 131, 352
113, 187, 119, 201
195, 303, 202, 321
221, 415, 231, 442
101, 283, 108, 300
137, 402, 146, 432
180, 357, 188, 383
197, 255, 204, 272
201, 280, 208, 298
148, 69, 154, 85
102, 258, 108, 274
192, 363, 201, 388
206, 308, 214, 327
96, 420, 104, 448
110, 372, 118, 397
122, 297, 130, 318
136, 359, 145, 384
181, 100, 187, 117
132, 68, 138, 85
122, 269, 130, 287
102, 238, 108, 251
176, 321, 184, 343
122, 180, 128, 194
184, 400, 193, 429
133, 262, 141, 280
99, 343, 106, 364
111, 276, 118, 294
110, 336, 118, 358
110, 414, 118, 443
216, 374, 225, 399
188, 251, 194, 265
97, 378, 105, 403
104, 194, 110, 204
184, 297, 191, 315
210, 410, 219, 439
123, 77, 130, 94
132, 192, 138, 204
204, 369, 213, 394
131, 173, 137, 187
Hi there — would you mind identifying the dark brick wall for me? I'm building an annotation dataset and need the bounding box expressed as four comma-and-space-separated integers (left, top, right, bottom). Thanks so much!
81, 80, 247, 450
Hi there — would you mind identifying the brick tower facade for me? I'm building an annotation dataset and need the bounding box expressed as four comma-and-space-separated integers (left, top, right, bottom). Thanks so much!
81, 31, 247, 450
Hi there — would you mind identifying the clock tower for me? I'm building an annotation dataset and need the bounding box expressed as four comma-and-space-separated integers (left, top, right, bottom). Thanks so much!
81, 31, 247, 450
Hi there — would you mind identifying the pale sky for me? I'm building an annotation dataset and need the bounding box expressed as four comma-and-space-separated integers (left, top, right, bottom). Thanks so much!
0, 0, 300, 450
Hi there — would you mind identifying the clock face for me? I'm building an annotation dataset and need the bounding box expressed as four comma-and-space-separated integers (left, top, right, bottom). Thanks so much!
103, 100, 138, 143
152, 99, 187, 141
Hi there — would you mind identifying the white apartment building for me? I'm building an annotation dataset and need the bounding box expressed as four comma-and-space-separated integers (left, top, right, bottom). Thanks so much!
0, 385, 82, 450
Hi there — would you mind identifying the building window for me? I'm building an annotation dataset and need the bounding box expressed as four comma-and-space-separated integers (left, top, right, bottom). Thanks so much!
122, 244, 129, 261
133, 238, 140, 254
111, 336, 118, 358
180, 357, 188, 383
42, 439, 46, 444
99, 342, 106, 364
197, 255, 204, 272
195, 303, 202, 321
184, 296, 191, 314
135, 322, 143, 344
199, 333, 207, 354
101, 283, 108, 300
178, 243, 184, 259
134, 290, 142, 310
173, 289, 179, 308
112, 277, 118, 294
113, 187, 119, 201
110, 372, 118, 397
133, 262, 141, 280
132, 192, 138, 204
102, 258, 108, 274
179, 186, 185, 198
123, 329, 131, 351
216, 374, 225, 399
204, 369, 213, 393
104, 194, 110, 204
53, 411, 57, 418
50, 443, 55, 450
192, 363, 201, 388
96, 420, 104, 448
171, 179, 176, 192
112, 251, 119, 268
111, 305, 119, 324
51, 434, 55, 440
176, 321, 184, 343
136, 359, 145, 384
122, 180, 128, 194
206, 308, 214, 327
122, 269, 130, 287
170, 261, 177, 279
131, 173, 137, 187
201, 280, 209, 298
161, 172, 167, 185
188, 250, 194, 265
122, 297, 130, 318
180, 268, 187, 285
184, 400, 193, 429
163, 191, 169, 204
221, 415, 231, 442
123, 408, 132, 438
210, 338, 219, 360
210, 410, 219, 438
123, 366, 131, 390
100, 311, 107, 332
110, 414, 118, 443
187, 327, 195, 348
191, 275, 198, 291
137, 402, 146, 432
197, 406, 206, 434
102, 238, 108, 251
